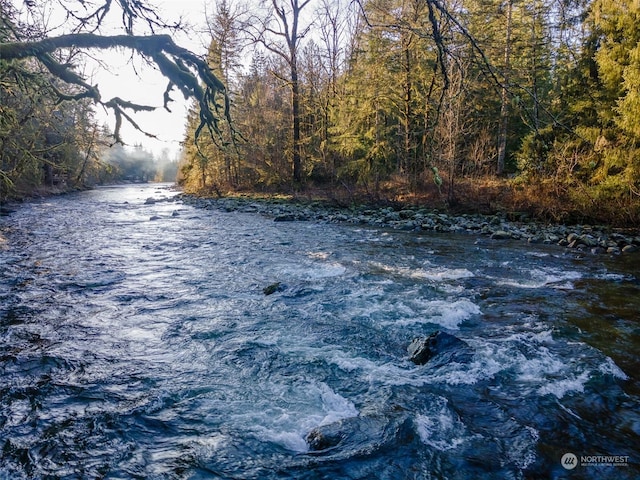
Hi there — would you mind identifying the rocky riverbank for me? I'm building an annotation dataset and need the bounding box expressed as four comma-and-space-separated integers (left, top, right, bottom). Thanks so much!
180, 194, 640, 255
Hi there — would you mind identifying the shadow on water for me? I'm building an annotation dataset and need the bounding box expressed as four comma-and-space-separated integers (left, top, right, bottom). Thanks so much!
567, 255, 640, 398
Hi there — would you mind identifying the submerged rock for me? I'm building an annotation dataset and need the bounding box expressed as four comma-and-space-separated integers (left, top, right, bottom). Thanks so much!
408, 331, 472, 366
263, 282, 286, 295
274, 213, 297, 222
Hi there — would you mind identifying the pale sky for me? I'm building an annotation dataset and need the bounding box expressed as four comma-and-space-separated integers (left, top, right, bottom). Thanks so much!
92, 0, 213, 158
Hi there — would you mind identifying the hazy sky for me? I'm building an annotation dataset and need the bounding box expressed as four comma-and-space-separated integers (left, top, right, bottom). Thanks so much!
93, 0, 212, 158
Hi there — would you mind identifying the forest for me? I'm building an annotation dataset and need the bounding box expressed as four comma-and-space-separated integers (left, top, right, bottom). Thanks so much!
1, 0, 640, 225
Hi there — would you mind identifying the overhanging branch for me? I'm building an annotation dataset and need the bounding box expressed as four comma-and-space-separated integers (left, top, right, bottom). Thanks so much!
0, 33, 231, 145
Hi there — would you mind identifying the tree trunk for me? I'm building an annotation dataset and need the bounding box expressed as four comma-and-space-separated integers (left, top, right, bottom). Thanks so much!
404, 41, 412, 183
291, 60, 303, 183
497, 0, 513, 176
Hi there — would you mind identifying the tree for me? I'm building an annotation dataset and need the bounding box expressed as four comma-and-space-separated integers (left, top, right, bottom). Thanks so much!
330, 3, 400, 192
1, 0, 115, 197
248, 0, 314, 183
496, 0, 513, 176
0, 0, 230, 147
592, 0, 640, 138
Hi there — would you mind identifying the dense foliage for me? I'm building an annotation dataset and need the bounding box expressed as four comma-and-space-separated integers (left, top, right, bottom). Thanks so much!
179, 0, 640, 224
1, 0, 639, 224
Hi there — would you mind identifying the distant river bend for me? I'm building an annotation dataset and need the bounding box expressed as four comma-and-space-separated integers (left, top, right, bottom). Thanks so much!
0, 184, 638, 479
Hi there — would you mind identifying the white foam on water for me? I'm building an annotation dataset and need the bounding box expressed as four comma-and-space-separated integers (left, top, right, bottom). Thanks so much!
595, 272, 628, 281
389, 298, 481, 329
467, 325, 630, 400
501, 328, 556, 345
263, 429, 310, 453
275, 260, 347, 281
368, 262, 474, 282
515, 348, 566, 383
475, 328, 591, 399
189, 434, 230, 458
464, 329, 589, 397
247, 381, 358, 453
439, 284, 466, 294
496, 268, 582, 289
428, 354, 504, 386
317, 382, 360, 425
309, 344, 493, 388
415, 397, 471, 451
305, 251, 332, 260
526, 251, 550, 258
599, 356, 629, 380
508, 425, 540, 469
416, 396, 539, 467
482, 328, 567, 386
419, 268, 475, 281
312, 262, 348, 279
320, 348, 399, 377
537, 371, 591, 398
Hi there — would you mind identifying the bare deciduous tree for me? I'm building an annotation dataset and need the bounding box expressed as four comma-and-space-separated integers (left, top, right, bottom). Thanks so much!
246, 0, 313, 183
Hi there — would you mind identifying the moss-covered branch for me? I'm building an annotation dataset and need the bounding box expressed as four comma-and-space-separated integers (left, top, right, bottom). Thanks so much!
0, 33, 230, 145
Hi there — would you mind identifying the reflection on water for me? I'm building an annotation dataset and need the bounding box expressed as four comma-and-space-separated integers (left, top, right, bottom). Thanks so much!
0, 184, 638, 479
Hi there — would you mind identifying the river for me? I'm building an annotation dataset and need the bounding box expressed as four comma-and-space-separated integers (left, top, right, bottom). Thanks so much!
0, 184, 638, 479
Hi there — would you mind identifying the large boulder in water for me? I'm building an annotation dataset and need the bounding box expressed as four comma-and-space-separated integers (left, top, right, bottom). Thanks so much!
407, 330, 472, 365
305, 411, 414, 454
306, 421, 346, 451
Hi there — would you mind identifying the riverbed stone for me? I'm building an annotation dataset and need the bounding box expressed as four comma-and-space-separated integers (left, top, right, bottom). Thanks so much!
622, 244, 638, 253
490, 230, 512, 240
408, 331, 472, 366
399, 210, 416, 220
181, 194, 639, 256
306, 423, 344, 451
579, 234, 597, 247
567, 232, 579, 244
306, 412, 413, 453
263, 282, 286, 295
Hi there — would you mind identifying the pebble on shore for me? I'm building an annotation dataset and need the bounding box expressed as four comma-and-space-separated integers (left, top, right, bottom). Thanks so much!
179, 194, 640, 255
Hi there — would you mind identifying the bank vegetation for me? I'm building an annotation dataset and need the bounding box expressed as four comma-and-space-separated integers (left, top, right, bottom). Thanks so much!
178, 0, 640, 226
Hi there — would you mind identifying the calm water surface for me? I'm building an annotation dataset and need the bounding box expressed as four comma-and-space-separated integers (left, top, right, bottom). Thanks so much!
0, 184, 638, 479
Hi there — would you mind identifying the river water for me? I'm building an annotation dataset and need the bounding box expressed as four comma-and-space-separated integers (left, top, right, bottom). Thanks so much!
0, 184, 638, 479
